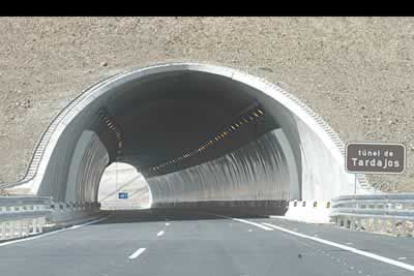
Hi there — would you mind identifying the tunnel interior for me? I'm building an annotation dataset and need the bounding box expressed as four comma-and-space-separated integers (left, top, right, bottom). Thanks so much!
15, 63, 358, 214
103, 71, 280, 177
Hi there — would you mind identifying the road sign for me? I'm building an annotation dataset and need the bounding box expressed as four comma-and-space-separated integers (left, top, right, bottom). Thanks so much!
118, 192, 128, 199
346, 142, 406, 174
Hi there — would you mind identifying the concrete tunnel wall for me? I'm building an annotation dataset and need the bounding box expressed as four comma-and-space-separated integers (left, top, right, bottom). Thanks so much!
6, 63, 370, 210
148, 128, 300, 208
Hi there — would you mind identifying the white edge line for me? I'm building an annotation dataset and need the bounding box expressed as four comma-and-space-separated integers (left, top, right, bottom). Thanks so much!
129, 247, 146, 259
262, 222, 414, 272
0, 216, 109, 248
70, 216, 108, 229
157, 230, 165, 237
213, 214, 273, 231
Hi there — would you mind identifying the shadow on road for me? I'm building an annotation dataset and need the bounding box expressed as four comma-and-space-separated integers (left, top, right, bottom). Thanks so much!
94, 207, 286, 225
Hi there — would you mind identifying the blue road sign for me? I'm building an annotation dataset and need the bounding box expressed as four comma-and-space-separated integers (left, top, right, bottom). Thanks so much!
118, 192, 128, 199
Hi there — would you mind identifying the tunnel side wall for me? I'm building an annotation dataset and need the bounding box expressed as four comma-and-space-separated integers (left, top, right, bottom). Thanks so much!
35, 100, 111, 205
239, 70, 365, 200
35, 115, 90, 201
66, 130, 109, 204
148, 129, 294, 207
295, 118, 357, 200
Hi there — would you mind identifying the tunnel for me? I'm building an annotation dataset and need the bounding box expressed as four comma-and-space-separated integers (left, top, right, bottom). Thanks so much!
8, 63, 364, 214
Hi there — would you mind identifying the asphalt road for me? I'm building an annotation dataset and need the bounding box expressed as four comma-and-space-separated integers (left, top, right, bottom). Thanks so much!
0, 210, 413, 276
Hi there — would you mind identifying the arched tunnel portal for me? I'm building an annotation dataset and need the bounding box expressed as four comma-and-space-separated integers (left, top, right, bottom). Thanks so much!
11, 63, 364, 213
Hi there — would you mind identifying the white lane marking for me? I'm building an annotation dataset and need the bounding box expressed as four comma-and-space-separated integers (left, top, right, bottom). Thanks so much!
0, 216, 109, 248
248, 229, 253, 232
128, 248, 146, 259
262, 222, 414, 272
157, 230, 165, 237
213, 214, 273, 231
70, 217, 107, 230
165, 222, 170, 226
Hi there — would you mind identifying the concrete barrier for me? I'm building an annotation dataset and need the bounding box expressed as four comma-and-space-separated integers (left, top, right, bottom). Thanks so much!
281, 200, 332, 223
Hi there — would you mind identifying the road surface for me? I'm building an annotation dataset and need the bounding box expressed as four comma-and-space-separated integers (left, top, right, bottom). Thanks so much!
0, 210, 413, 276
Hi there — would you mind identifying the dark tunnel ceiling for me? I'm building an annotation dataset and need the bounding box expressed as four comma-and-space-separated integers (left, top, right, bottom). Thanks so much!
99, 71, 280, 177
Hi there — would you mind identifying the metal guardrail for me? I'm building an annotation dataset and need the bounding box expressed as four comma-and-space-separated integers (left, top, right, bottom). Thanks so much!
0, 196, 53, 241
330, 194, 414, 237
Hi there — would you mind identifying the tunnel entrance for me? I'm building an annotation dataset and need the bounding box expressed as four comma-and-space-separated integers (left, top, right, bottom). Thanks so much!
9, 63, 361, 213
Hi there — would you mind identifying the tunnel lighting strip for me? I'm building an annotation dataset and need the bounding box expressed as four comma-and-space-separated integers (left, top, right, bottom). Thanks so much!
146, 106, 265, 174
99, 110, 124, 156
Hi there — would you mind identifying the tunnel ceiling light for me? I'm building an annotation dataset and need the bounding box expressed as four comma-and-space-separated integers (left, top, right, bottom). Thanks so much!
99, 109, 124, 158
145, 104, 265, 175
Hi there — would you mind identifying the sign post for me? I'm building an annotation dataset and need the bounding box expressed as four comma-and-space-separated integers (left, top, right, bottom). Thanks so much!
345, 142, 406, 194
354, 174, 357, 195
